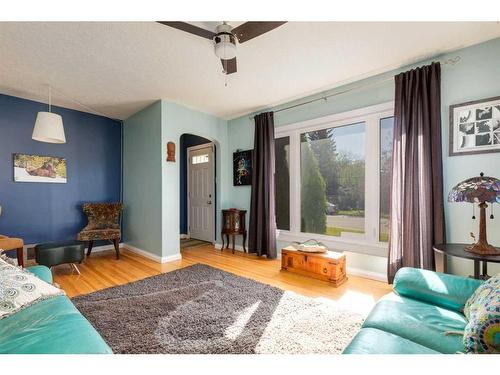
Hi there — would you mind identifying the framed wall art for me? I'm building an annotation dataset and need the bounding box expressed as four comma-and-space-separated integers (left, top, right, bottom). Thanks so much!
233, 150, 253, 186
13, 153, 67, 183
449, 96, 500, 156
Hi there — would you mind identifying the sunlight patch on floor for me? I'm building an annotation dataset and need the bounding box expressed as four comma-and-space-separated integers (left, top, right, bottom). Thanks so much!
325, 290, 378, 315
254, 291, 364, 354
224, 300, 261, 340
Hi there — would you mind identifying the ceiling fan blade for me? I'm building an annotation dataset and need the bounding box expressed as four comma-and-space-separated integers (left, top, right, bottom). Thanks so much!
221, 58, 237, 75
232, 21, 286, 43
157, 21, 215, 40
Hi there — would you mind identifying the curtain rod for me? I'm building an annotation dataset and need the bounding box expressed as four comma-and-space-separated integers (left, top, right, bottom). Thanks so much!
249, 56, 461, 120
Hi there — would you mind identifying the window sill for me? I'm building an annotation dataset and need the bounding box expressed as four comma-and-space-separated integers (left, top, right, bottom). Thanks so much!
277, 230, 388, 258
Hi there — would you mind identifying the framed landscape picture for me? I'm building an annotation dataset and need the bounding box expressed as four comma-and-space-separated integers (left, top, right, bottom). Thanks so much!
449, 96, 500, 156
233, 150, 253, 186
13, 154, 67, 183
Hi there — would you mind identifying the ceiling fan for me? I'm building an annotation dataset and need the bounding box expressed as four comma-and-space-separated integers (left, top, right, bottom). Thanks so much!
157, 21, 287, 75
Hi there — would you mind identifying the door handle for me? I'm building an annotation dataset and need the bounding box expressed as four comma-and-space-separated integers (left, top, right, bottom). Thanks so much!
207, 200, 212, 204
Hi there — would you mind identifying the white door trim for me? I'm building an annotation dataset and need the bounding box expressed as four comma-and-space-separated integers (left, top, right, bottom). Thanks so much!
187, 142, 215, 243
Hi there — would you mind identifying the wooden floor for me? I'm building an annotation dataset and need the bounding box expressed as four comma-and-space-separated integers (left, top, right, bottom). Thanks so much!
52, 244, 391, 313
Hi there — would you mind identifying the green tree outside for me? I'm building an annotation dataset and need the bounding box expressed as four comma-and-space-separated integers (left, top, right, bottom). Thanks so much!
275, 137, 290, 230
300, 141, 327, 234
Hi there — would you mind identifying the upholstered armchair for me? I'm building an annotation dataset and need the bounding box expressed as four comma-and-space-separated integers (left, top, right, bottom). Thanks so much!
77, 203, 123, 260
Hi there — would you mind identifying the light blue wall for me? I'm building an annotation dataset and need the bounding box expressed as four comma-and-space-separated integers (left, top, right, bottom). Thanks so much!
441, 39, 500, 276
227, 37, 500, 277
123, 101, 163, 256
123, 100, 228, 260
122, 38, 500, 276
161, 101, 229, 257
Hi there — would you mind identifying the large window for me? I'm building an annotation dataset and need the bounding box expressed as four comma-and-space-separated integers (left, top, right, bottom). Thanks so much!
274, 102, 394, 254
300, 122, 365, 238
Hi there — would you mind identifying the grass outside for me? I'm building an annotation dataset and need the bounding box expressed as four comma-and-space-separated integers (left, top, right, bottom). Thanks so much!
325, 226, 364, 237
326, 226, 390, 243
335, 210, 365, 217
379, 232, 389, 242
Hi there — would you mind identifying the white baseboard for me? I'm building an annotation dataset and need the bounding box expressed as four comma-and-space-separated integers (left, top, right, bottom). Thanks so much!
180, 234, 190, 240
347, 266, 387, 283
123, 243, 182, 264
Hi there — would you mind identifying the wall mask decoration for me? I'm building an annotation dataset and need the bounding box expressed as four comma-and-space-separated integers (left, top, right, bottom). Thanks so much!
167, 141, 176, 162
233, 150, 253, 186
449, 96, 500, 156
13, 153, 67, 183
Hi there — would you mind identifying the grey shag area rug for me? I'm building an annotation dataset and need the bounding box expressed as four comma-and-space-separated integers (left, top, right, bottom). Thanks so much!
72, 264, 363, 354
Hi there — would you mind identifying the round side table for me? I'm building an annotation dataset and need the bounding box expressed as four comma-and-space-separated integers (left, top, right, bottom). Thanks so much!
433, 243, 500, 280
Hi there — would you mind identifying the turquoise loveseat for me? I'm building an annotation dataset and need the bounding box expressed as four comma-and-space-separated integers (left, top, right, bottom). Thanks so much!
0, 265, 111, 354
343, 267, 484, 354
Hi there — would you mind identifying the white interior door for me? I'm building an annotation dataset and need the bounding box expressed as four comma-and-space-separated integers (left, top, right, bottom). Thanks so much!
188, 144, 215, 242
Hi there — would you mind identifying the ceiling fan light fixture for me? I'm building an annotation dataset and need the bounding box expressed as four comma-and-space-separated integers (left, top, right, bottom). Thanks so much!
214, 35, 237, 60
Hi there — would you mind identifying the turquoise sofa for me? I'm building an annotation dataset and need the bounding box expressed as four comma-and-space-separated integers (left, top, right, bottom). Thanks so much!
0, 265, 112, 354
343, 267, 484, 354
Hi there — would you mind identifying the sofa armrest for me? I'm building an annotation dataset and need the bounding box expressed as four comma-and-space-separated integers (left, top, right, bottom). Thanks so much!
27, 265, 53, 284
393, 267, 483, 312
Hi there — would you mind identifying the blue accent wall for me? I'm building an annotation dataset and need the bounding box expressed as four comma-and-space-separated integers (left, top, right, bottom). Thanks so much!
0, 94, 122, 244
179, 133, 212, 234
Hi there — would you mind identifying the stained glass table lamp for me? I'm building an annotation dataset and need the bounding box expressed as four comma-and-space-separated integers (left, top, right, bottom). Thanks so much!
448, 172, 500, 255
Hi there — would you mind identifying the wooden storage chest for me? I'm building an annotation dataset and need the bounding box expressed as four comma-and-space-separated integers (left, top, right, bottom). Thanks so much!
281, 246, 347, 286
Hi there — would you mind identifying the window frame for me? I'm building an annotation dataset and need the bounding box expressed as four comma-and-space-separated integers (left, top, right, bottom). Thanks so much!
275, 102, 394, 257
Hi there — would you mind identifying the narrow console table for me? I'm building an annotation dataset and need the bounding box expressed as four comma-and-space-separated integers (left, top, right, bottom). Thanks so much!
433, 243, 500, 280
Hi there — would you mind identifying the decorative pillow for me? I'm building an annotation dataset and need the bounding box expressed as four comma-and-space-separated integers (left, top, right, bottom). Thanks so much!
0, 257, 64, 319
463, 274, 500, 353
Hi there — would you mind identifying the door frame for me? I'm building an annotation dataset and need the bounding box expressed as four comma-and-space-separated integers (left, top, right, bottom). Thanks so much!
186, 142, 216, 243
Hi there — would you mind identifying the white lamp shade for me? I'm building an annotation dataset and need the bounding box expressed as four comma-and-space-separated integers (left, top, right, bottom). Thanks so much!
214, 41, 237, 60
32, 111, 66, 143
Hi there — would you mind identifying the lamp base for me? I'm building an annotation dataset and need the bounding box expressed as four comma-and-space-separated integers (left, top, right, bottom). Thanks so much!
465, 242, 500, 255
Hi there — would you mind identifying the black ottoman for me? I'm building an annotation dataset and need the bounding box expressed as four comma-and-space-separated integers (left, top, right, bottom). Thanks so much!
35, 240, 85, 274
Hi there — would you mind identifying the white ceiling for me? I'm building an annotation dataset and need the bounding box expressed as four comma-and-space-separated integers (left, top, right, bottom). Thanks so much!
1, 22, 500, 120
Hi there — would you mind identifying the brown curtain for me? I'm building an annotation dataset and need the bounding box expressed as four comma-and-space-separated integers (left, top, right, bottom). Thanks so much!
249, 112, 277, 258
387, 62, 446, 283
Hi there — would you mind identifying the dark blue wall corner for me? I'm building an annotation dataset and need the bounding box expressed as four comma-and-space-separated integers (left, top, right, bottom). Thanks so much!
179, 133, 212, 234
0, 94, 122, 244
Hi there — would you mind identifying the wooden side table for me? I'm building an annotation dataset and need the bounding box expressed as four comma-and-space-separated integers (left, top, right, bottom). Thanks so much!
433, 243, 500, 280
221, 209, 247, 253
0, 235, 24, 268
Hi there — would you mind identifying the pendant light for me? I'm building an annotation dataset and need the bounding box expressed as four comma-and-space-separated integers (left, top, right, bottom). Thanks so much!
32, 85, 66, 144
